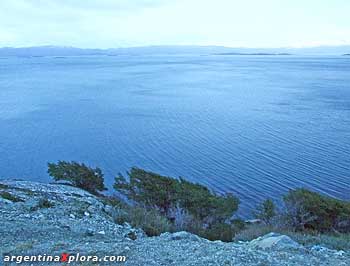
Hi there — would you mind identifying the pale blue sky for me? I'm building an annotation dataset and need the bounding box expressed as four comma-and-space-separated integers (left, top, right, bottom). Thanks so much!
0, 0, 349, 48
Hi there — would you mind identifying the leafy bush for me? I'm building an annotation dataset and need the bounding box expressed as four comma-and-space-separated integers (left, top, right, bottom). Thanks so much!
48, 161, 106, 195
100, 195, 125, 208
112, 206, 173, 236
114, 167, 239, 226
0, 191, 24, 202
176, 178, 239, 225
0, 183, 9, 189
114, 168, 178, 215
201, 223, 240, 242
38, 198, 54, 208
254, 198, 276, 225
283, 188, 350, 233
114, 167, 241, 241
30, 198, 55, 211
235, 224, 275, 241
168, 204, 194, 231
199, 219, 245, 242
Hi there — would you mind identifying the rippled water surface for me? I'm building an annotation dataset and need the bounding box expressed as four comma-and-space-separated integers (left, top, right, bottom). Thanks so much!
1, 55, 349, 214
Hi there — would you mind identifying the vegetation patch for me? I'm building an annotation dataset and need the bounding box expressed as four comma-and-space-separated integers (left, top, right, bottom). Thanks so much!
46, 161, 350, 243
48, 161, 107, 195
254, 198, 276, 225
114, 167, 241, 241
0, 183, 9, 189
113, 206, 173, 237
283, 188, 350, 233
30, 198, 55, 211
38, 198, 55, 208
0, 191, 24, 202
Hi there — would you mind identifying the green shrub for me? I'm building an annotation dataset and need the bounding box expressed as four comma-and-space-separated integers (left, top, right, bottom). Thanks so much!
114, 168, 178, 215
100, 195, 125, 208
234, 224, 275, 241
112, 206, 173, 236
197, 219, 245, 242
38, 198, 54, 208
30, 198, 55, 211
0, 183, 9, 189
48, 161, 106, 195
176, 178, 239, 224
114, 167, 239, 226
0, 191, 23, 202
113, 168, 241, 241
254, 198, 276, 225
200, 223, 239, 242
283, 188, 350, 232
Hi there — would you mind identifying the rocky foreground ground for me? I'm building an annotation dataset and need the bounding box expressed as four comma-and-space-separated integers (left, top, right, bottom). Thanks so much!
0, 180, 349, 266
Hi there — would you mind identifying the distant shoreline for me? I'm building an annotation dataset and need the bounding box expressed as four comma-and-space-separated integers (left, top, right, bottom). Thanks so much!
0, 45, 350, 57
214, 52, 292, 56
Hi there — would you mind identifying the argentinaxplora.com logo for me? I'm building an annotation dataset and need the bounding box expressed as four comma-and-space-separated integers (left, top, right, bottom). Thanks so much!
3, 253, 127, 264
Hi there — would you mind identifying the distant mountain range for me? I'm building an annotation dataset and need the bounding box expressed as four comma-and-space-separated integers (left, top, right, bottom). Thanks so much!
0, 45, 349, 56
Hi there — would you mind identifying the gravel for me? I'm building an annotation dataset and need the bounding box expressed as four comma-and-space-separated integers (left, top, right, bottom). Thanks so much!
1, 180, 349, 266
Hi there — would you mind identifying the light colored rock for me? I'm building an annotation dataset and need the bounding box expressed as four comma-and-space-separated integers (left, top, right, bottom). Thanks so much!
161, 231, 202, 242
249, 232, 302, 250
245, 219, 262, 224
311, 245, 330, 252
312, 245, 346, 256
123, 222, 132, 229
335, 250, 346, 256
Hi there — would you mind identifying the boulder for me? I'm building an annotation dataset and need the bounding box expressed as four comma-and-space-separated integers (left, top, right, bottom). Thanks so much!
97, 230, 106, 235
245, 219, 262, 225
249, 232, 302, 250
161, 231, 202, 242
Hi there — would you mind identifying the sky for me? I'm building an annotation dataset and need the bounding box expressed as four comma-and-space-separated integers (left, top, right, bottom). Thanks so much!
0, 0, 350, 48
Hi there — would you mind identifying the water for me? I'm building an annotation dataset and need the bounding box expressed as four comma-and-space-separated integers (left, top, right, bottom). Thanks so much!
0, 55, 349, 215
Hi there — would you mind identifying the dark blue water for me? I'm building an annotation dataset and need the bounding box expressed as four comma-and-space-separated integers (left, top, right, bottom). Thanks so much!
0, 55, 349, 214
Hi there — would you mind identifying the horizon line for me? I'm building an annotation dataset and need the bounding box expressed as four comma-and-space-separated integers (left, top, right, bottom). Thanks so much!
1, 44, 350, 50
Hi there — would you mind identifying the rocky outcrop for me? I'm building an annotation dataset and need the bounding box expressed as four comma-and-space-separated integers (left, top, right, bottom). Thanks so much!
0, 180, 349, 266
249, 232, 303, 250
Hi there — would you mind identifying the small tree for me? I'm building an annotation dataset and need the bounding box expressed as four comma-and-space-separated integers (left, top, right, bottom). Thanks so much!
114, 167, 239, 226
254, 198, 276, 225
48, 161, 106, 194
283, 188, 350, 232
114, 168, 179, 215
